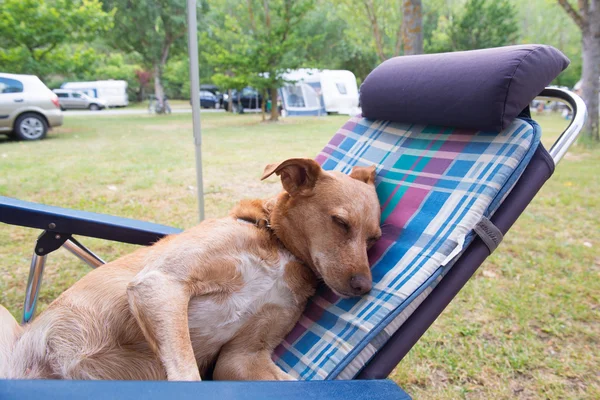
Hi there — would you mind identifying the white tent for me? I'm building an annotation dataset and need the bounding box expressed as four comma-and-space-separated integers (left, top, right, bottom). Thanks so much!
280, 69, 360, 117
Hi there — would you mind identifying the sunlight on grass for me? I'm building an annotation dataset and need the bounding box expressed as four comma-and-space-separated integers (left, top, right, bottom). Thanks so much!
0, 111, 598, 398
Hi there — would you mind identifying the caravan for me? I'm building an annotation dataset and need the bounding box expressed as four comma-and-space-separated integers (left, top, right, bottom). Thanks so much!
279, 69, 360, 117
60, 80, 128, 107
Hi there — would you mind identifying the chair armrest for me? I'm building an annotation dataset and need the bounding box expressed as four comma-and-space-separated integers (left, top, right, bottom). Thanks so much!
0, 379, 411, 400
0, 196, 182, 246
537, 88, 587, 165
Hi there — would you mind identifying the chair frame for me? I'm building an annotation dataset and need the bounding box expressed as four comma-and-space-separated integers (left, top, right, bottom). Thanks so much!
0, 88, 586, 388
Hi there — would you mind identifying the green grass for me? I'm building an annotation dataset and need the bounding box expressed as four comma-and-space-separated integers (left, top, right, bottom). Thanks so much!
126, 99, 192, 110
1, 112, 598, 398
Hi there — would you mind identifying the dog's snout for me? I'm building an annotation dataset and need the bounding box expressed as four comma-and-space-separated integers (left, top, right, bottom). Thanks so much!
350, 274, 372, 296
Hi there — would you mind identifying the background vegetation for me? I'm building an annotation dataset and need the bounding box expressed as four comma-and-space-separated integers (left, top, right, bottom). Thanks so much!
0, 0, 585, 95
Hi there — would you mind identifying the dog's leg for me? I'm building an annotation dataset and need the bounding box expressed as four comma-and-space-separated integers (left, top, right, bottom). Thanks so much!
0, 305, 22, 377
127, 270, 201, 381
215, 349, 294, 381
213, 304, 299, 381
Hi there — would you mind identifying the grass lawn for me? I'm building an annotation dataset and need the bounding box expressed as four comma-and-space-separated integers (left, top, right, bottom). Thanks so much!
1, 112, 598, 398
126, 99, 192, 110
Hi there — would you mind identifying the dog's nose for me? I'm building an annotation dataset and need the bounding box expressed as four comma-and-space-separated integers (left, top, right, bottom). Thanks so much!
350, 274, 372, 296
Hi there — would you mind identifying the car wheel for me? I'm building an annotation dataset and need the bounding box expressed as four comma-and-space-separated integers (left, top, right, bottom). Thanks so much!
14, 113, 47, 141
89, 104, 100, 111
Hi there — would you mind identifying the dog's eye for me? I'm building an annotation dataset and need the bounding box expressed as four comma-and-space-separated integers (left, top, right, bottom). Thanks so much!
367, 236, 381, 248
332, 216, 350, 232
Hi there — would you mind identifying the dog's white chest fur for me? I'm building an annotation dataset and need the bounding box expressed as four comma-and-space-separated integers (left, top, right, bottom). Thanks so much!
187, 249, 296, 346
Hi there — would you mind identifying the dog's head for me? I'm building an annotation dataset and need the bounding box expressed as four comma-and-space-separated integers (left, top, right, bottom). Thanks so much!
263, 158, 381, 298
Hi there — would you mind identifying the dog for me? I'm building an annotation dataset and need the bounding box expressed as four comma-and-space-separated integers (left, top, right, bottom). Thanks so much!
0, 158, 381, 381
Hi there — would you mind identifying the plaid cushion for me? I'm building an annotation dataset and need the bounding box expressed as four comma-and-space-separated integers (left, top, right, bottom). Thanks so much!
273, 116, 541, 380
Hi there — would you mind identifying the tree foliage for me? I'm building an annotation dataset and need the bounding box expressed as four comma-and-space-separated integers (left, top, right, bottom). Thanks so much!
100, 0, 191, 103
205, 0, 317, 121
516, 0, 580, 87
0, 0, 590, 113
428, 0, 518, 53
334, 0, 403, 62
0, 0, 113, 80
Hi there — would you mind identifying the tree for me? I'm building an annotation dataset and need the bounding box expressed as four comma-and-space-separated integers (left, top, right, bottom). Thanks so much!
335, 0, 403, 62
203, 4, 256, 113
255, 0, 318, 121
86, 52, 145, 101
557, 0, 600, 143
205, 0, 317, 122
101, 0, 189, 107
292, 2, 379, 83
0, 0, 113, 81
429, 0, 518, 53
517, 0, 581, 87
402, 0, 423, 55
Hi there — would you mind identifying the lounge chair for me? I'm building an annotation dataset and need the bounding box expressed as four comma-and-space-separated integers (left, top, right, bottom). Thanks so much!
0, 44, 586, 399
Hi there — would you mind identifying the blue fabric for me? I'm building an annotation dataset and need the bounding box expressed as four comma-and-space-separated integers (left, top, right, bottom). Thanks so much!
0, 379, 411, 400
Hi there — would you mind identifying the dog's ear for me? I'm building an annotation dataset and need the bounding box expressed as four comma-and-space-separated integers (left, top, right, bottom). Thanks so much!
350, 165, 376, 185
261, 158, 323, 196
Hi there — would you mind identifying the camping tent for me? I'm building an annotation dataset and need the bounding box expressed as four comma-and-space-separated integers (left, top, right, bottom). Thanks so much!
280, 69, 360, 117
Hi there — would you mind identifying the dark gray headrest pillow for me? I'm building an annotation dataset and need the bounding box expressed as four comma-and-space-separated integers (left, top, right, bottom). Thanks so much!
359, 45, 570, 132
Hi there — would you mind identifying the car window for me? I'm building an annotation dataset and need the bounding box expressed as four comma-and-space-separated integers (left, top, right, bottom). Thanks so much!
0, 77, 24, 94
242, 88, 257, 97
335, 83, 347, 95
56, 92, 69, 98
72, 92, 83, 98
199, 90, 212, 96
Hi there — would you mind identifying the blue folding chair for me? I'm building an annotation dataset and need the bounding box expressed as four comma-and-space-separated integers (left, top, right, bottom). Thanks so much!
0, 45, 586, 399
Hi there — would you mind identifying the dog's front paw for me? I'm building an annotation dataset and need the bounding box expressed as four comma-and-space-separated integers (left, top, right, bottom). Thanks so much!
274, 370, 296, 381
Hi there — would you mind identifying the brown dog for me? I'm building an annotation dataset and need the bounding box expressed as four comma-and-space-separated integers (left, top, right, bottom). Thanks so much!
0, 158, 381, 381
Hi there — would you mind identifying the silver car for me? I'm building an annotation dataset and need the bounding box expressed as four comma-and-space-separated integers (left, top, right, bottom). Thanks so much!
53, 89, 107, 111
0, 73, 63, 141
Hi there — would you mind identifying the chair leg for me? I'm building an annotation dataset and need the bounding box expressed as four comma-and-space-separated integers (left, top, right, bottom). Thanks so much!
62, 238, 105, 268
22, 252, 47, 324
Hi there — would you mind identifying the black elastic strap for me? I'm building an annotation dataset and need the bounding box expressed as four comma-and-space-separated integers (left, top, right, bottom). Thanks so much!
473, 216, 503, 253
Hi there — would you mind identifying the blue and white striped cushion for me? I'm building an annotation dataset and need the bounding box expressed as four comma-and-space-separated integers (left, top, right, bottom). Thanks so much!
273, 116, 541, 380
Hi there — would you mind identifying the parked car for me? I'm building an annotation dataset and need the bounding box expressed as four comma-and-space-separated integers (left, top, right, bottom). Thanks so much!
0, 73, 63, 141
53, 89, 107, 111
199, 90, 219, 108
189, 90, 220, 109
223, 87, 263, 113
200, 84, 223, 105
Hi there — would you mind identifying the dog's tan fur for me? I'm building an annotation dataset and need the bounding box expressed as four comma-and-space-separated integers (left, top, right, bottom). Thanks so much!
0, 158, 381, 381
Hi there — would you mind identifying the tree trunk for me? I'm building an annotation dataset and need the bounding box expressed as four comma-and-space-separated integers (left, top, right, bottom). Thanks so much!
153, 63, 165, 108
227, 89, 233, 112
363, 0, 387, 61
270, 88, 279, 121
557, 0, 599, 143
402, 0, 423, 55
153, 37, 173, 110
581, 20, 600, 142
247, 0, 256, 30
261, 89, 266, 121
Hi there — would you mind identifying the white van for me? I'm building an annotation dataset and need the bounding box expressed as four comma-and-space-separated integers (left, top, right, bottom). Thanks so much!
61, 80, 128, 107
